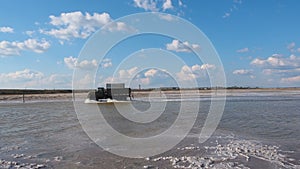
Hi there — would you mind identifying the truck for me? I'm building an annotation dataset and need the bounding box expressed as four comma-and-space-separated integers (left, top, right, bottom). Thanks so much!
87, 83, 132, 102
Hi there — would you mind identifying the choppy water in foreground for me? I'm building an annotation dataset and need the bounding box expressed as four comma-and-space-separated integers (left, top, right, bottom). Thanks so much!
0, 91, 300, 168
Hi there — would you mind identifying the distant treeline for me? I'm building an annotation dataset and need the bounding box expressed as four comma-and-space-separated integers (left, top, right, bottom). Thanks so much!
0, 89, 73, 95
2, 86, 298, 95
132, 86, 260, 91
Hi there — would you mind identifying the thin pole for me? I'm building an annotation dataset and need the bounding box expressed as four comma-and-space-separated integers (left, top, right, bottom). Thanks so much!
22, 92, 25, 103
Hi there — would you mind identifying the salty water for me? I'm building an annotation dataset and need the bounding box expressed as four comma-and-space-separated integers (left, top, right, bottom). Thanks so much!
0, 91, 300, 168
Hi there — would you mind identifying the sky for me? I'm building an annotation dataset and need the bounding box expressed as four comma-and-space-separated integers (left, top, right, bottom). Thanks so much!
1, 0, 300, 89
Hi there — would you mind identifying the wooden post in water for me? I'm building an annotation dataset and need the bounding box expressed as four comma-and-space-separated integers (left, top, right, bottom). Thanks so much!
22, 92, 25, 103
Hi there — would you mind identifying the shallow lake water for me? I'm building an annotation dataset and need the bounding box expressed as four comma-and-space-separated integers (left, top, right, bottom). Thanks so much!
0, 91, 299, 168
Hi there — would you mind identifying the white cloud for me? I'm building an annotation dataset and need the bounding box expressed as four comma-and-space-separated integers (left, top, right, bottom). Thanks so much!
199, 64, 216, 70
251, 54, 300, 67
76, 74, 94, 89
133, 0, 158, 11
24, 39, 51, 53
162, 0, 173, 11
223, 0, 243, 18
233, 69, 253, 75
222, 12, 230, 18
103, 64, 216, 88
177, 65, 197, 81
140, 68, 169, 86
101, 21, 136, 33
251, 58, 265, 65
41, 11, 113, 40
104, 67, 171, 87
119, 67, 139, 79
262, 68, 300, 75
144, 69, 158, 77
281, 76, 300, 83
0, 69, 73, 88
287, 42, 300, 53
133, 0, 182, 12
0, 39, 50, 56
287, 42, 296, 52
64, 56, 78, 69
103, 67, 139, 86
178, 0, 183, 6
25, 30, 35, 37
101, 58, 112, 68
158, 13, 177, 21
236, 47, 249, 53
166, 39, 200, 53
251, 54, 300, 85
33, 74, 72, 88
64, 56, 98, 70
0, 69, 44, 81
0, 26, 14, 33
176, 64, 215, 81
77, 59, 98, 69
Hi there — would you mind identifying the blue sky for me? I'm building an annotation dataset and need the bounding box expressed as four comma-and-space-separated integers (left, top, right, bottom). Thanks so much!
1, 0, 300, 89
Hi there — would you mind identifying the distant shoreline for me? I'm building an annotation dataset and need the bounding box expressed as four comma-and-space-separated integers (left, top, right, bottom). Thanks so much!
0, 87, 300, 95
0, 88, 299, 103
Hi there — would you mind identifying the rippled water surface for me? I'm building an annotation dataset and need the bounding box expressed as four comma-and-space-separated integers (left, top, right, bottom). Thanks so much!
0, 91, 300, 168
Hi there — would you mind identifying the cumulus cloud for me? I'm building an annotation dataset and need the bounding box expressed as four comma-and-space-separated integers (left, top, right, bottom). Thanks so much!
20, 74, 71, 89
25, 30, 35, 37
100, 58, 112, 68
0, 69, 44, 81
251, 54, 300, 84
199, 64, 216, 70
133, 0, 158, 11
42, 11, 111, 40
0, 26, 14, 33
251, 54, 300, 68
101, 21, 136, 33
262, 68, 300, 75
162, 0, 173, 10
233, 69, 253, 75
133, 0, 180, 12
233, 69, 255, 78
236, 47, 249, 53
287, 42, 296, 52
64, 56, 98, 70
118, 67, 139, 79
281, 76, 300, 83
0, 39, 50, 56
158, 13, 177, 21
176, 64, 215, 81
138, 68, 170, 86
41, 11, 134, 41
41, 11, 130, 41
104, 67, 171, 87
166, 39, 200, 53
103, 67, 139, 86
287, 42, 300, 53
24, 39, 51, 53
144, 69, 158, 77
178, 0, 183, 6
1, 71, 72, 88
